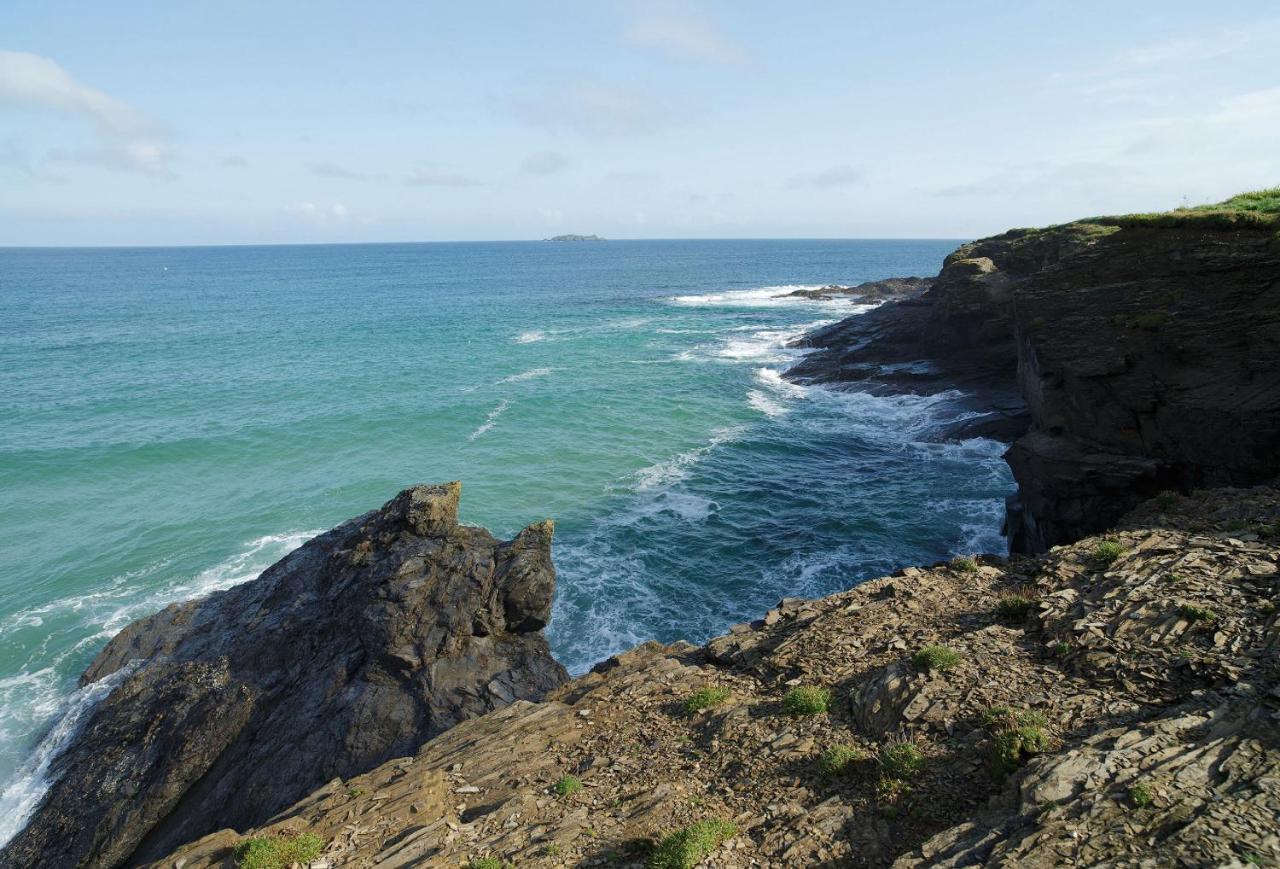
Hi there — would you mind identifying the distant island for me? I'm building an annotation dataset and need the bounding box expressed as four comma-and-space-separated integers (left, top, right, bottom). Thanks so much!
544, 234, 604, 242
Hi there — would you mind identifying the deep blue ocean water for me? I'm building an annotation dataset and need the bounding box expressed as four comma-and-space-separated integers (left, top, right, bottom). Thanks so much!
0, 239, 1013, 836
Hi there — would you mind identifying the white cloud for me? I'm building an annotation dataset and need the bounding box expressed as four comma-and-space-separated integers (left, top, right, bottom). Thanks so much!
787, 165, 862, 189
626, 4, 743, 65
521, 149, 572, 175
0, 50, 173, 175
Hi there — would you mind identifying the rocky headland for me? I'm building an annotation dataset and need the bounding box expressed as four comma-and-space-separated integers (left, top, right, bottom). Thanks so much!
1, 483, 566, 869
790, 190, 1280, 553
6, 190, 1280, 868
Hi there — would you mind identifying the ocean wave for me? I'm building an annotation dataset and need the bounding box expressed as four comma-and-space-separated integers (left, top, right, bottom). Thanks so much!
513, 330, 547, 344
631, 425, 745, 491
668, 285, 869, 309
468, 399, 510, 440
747, 390, 789, 417
0, 528, 317, 847
495, 367, 553, 385
0, 663, 137, 847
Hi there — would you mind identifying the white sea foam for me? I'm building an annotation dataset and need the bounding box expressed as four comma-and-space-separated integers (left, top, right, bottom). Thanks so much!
469, 399, 510, 440
669, 285, 865, 309
754, 367, 809, 398
0, 663, 137, 846
514, 330, 547, 344
495, 367, 553, 385
0, 528, 317, 848
631, 425, 745, 491
747, 390, 788, 417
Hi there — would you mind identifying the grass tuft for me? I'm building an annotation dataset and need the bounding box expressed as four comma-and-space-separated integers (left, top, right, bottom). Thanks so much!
911, 645, 961, 673
782, 685, 831, 716
683, 686, 730, 715
983, 707, 1050, 781
648, 819, 737, 869
817, 744, 864, 777
1128, 782, 1154, 808
994, 589, 1036, 621
1093, 540, 1124, 564
950, 556, 979, 573
554, 774, 583, 798
878, 739, 925, 781
1178, 603, 1218, 623
234, 832, 324, 869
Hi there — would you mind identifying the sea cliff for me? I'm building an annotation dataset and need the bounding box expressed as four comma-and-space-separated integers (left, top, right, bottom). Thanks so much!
5, 191, 1280, 868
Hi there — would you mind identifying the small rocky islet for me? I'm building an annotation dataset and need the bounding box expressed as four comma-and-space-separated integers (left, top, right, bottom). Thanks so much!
5, 189, 1279, 868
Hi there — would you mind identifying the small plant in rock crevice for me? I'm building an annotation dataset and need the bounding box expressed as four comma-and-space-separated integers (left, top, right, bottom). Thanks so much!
234, 832, 325, 869
1093, 540, 1125, 564
682, 686, 730, 715
878, 739, 925, 781
911, 645, 961, 673
1178, 603, 1217, 623
648, 819, 737, 869
817, 744, 864, 777
1128, 781, 1154, 808
782, 685, 831, 716
553, 774, 583, 798
994, 589, 1036, 621
950, 556, 979, 574
983, 707, 1049, 781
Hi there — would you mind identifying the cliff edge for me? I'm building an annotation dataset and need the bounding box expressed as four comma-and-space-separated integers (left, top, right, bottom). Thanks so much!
0, 483, 568, 869
151, 485, 1279, 867
790, 189, 1280, 552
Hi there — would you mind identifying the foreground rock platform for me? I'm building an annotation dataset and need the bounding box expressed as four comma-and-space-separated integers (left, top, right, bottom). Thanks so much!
1, 483, 568, 869
152, 485, 1279, 868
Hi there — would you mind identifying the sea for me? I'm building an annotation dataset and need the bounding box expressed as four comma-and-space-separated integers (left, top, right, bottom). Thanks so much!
0, 238, 1013, 840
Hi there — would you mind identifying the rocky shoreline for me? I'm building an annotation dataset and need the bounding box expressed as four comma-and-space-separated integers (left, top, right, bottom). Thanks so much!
144, 484, 1280, 868
5, 191, 1280, 868
786, 213, 1280, 554
1, 484, 566, 869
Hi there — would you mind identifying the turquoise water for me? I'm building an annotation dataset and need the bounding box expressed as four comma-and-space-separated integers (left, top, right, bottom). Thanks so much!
0, 239, 1012, 831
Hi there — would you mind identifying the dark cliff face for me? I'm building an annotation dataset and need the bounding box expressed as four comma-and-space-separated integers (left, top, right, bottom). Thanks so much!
1005, 225, 1280, 551
1, 483, 568, 869
787, 217, 1280, 553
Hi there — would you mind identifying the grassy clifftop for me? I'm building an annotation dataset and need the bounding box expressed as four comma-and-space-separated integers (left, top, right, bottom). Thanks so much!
1084, 186, 1280, 231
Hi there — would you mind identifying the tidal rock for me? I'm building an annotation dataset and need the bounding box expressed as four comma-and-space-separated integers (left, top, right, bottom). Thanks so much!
1, 483, 568, 869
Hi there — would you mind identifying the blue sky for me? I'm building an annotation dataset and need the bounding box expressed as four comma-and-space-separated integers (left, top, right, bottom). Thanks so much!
2, 1, 1278, 245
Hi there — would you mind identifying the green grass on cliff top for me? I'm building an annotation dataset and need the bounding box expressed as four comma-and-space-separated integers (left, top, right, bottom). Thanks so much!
1083, 186, 1280, 231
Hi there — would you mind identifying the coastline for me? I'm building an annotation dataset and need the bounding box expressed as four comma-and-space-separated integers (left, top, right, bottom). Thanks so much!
4, 191, 1280, 866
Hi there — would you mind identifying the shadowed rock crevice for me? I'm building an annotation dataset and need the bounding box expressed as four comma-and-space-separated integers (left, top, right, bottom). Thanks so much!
0, 483, 568, 869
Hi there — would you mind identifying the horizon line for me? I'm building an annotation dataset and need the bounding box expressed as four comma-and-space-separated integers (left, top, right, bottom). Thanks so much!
0, 235, 972, 252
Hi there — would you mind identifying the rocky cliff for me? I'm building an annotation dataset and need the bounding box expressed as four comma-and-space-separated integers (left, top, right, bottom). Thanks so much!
789, 190, 1280, 552
149, 485, 1280, 868
0, 483, 568, 869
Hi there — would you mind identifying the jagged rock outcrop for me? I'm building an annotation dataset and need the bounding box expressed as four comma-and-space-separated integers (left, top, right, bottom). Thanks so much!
787, 209, 1280, 553
779, 276, 933, 302
150, 485, 1279, 868
1, 483, 568, 869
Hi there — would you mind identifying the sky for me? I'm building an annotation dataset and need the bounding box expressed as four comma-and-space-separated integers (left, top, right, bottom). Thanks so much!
1, 1, 1278, 245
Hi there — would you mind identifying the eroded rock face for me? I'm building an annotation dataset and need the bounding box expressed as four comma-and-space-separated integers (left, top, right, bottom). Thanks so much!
146, 486, 1280, 869
1006, 226, 1280, 551
0, 483, 568, 869
788, 220, 1280, 553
